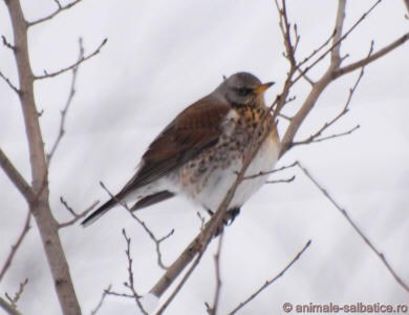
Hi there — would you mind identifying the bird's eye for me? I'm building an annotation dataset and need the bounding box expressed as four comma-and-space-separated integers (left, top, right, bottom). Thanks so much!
236, 87, 252, 96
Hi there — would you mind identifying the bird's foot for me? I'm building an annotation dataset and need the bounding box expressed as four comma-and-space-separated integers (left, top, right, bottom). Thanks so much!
206, 207, 241, 237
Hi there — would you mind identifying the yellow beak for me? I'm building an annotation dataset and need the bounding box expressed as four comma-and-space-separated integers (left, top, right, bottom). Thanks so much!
254, 81, 275, 95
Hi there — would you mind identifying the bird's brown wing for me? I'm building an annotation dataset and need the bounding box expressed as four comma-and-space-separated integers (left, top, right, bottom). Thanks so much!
81, 95, 231, 226
121, 95, 231, 192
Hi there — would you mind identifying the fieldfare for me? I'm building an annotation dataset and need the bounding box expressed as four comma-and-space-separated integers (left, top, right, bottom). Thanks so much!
82, 72, 280, 227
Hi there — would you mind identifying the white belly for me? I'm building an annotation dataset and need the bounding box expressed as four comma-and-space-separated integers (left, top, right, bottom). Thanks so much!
190, 137, 280, 211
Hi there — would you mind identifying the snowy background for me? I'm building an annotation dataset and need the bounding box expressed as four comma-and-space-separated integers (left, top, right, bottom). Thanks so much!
0, 0, 408, 314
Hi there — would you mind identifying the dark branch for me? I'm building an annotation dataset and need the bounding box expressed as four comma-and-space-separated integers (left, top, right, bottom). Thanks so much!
4, 278, 29, 311
90, 285, 112, 315
35, 38, 107, 80
228, 240, 311, 315
297, 162, 409, 293
58, 198, 98, 229
0, 296, 22, 315
2, 35, 15, 51
0, 70, 19, 94
100, 182, 174, 269
122, 229, 148, 315
266, 175, 295, 184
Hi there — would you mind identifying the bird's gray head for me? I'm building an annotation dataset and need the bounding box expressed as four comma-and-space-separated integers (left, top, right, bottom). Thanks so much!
216, 72, 274, 107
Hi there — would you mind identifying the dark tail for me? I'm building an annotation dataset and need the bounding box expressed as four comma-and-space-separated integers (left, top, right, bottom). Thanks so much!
81, 198, 117, 227
81, 190, 175, 227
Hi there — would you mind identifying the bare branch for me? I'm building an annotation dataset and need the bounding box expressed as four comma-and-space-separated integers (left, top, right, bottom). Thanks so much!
228, 240, 311, 315
155, 252, 204, 315
104, 289, 134, 299
0, 70, 19, 94
5, 278, 29, 310
298, 124, 360, 145
330, 0, 346, 67
205, 232, 224, 315
58, 198, 98, 229
0, 296, 22, 315
0, 148, 35, 202
275, 0, 297, 67
293, 52, 368, 147
243, 162, 297, 180
28, 0, 83, 27
5, 0, 86, 312
122, 229, 148, 315
297, 162, 409, 293
335, 32, 409, 78
292, 0, 383, 85
35, 38, 107, 80
279, 1, 385, 157
266, 175, 295, 184
46, 38, 84, 166
2, 35, 15, 51
89, 285, 112, 315
0, 212, 31, 282
100, 182, 174, 269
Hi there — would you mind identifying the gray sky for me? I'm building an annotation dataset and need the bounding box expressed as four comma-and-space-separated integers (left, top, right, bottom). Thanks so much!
1, 0, 408, 314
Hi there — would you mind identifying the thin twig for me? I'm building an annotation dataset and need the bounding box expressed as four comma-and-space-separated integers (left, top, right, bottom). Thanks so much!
293, 0, 382, 84
28, 0, 83, 26
0, 70, 19, 94
0, 296, 22, 315
46, 38, 85, 165
228, 240, 311, 315
1, 35, 15, 51
155, 252, 204, 315
0, 212, 31, 282
304, 124, 360, 145
335, 32, 409, 78
58, 198, 99, 229
266, 175, 295, 184
90, 285, 112, 315
35, 38, 107, 80
297, 162, 409, 293
5, 278, 29, 310
205, 232, 224, 315
99, 182, 174, 269
292, 45, 369, 147
243, 162, 297, 180
122, 229, 148, 315
104, 289, 134, 299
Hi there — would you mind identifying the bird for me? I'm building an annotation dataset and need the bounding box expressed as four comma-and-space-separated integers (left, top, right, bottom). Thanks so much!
81, 72, 280, 227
